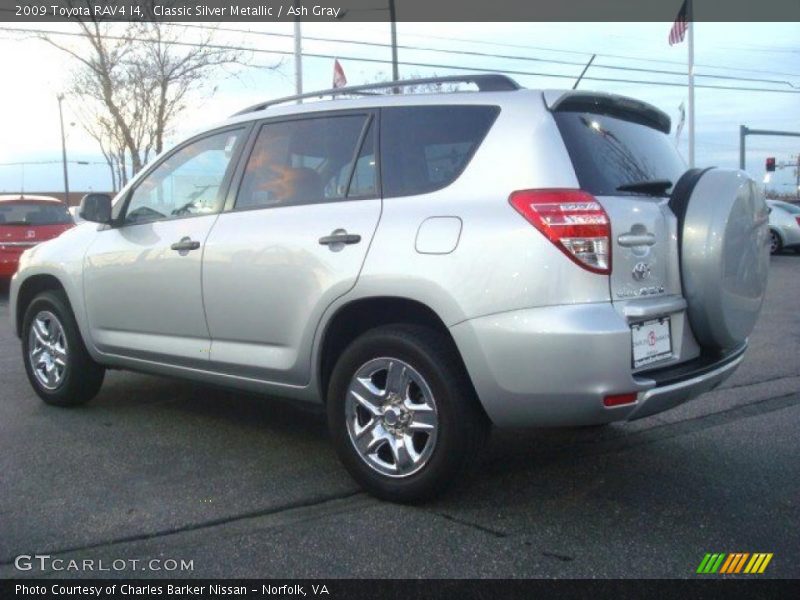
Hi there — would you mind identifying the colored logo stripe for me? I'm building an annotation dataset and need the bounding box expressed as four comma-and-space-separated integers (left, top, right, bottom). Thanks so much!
719, 553, 749, 574
744, 553, 773, 574
698, 553, 773, 574
697, 553, 726, 573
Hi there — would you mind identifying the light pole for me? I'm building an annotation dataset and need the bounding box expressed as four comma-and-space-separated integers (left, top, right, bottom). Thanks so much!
293, 0, 302, 100
57, 94, 69, 204
388, 0, 399, 83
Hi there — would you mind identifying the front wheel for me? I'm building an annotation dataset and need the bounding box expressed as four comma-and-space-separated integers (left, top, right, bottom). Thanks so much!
22, 290, 105, 406
327, 325, 488, 503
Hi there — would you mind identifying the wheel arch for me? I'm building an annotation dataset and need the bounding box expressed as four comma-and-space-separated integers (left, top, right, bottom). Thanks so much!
15, 274, 70, 338
317, 296, 479, 407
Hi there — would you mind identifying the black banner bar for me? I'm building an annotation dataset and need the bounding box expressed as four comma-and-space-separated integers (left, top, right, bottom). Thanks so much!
2, 579, 796, 600
2, 0, 800, 23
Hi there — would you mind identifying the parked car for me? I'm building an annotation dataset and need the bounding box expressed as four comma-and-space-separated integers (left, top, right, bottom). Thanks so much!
767, 199, 800, 254
9, 75, 770, 502
0, 194, 73, 278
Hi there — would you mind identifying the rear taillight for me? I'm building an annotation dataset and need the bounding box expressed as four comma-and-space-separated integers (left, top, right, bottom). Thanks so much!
509, 189, 611, 274
795, 216, 800, 227
603, 393, 637, 407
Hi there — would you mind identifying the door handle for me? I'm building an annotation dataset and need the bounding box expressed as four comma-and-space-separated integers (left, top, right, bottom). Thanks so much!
617, 232, 656, 247
319, 231, 361, 246
170, 237, 201, 252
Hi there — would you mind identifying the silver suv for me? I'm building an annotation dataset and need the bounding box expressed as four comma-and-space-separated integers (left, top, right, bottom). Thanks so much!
10, 75, 770, 501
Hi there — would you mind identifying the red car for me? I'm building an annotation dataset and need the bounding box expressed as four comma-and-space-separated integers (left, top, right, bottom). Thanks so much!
0, 195, 74, 278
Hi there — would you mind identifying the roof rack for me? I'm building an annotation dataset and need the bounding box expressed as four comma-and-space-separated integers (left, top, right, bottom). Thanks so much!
232, 74, 521, 116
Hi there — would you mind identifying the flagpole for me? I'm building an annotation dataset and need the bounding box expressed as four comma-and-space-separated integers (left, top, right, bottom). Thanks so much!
687, 0, 695, 167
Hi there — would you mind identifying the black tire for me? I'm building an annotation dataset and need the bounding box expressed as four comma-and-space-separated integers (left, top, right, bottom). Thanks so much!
327, 324, 489, 503
769, 230, 782, 255
21, 290, 105, 407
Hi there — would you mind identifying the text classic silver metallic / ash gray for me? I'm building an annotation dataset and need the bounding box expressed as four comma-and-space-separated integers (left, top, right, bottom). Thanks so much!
10, 75, 770, 502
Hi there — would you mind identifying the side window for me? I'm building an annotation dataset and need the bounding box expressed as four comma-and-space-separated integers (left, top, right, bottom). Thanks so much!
380, 106, 499, 198
124, 129, 243, 224
236, 115, 372, 210
346, 121, 377, 198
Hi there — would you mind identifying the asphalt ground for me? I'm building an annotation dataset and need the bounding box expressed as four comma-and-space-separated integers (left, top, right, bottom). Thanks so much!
1, 254, 798, 579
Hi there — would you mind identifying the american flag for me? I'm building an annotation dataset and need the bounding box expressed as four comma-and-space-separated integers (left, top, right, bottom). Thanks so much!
668, 0, 689, 46
332, 59, 347, 89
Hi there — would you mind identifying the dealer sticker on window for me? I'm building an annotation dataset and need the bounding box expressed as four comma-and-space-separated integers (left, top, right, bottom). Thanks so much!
631, 317, 672, 368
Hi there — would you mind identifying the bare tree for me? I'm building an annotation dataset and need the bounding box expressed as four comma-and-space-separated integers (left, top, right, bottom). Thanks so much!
38, 1, 266, 188
365, 71, 463, 94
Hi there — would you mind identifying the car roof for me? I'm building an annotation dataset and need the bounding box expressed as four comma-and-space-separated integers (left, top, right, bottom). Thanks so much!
0, 194, 63, 204
204, 86, 670, 137
214, 88, 544, 129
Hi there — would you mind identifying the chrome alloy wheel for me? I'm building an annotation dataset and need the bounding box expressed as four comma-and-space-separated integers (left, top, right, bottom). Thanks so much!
28, 310, 68, 390
345, 357, 439, 478
769, 231, 780, 254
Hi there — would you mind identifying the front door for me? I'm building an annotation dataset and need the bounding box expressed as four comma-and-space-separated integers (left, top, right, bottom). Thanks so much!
83, 127, 247, 365
202, 112, 381, 385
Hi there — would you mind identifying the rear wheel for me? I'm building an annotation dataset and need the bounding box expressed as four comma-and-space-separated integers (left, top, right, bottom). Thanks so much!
22, 291, 105, 406
327, 325, 488, 503
769, 230, 782, 255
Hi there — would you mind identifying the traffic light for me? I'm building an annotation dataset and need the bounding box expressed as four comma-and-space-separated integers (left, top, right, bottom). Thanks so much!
766, 157, 776, 172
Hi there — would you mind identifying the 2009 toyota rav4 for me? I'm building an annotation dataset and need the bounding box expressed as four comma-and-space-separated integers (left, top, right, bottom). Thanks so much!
10, 75, 770, 501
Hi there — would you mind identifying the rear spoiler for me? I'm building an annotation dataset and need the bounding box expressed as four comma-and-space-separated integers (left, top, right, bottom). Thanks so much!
543, 91, 671, 134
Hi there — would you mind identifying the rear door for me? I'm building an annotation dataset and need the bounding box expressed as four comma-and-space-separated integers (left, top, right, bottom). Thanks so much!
551, 97, 697, 369
202, 111, 381, 385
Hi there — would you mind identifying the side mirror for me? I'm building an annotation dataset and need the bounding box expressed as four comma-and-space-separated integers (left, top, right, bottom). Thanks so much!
79, 193, 112, 224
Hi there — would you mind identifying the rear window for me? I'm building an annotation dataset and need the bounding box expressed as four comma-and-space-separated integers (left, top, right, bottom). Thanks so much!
380, 105, 499, 198
0, 201, 72, 225
553, 111, 686, 197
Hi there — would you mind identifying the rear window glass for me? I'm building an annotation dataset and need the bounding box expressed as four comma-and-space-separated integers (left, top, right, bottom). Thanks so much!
0, 201, 72, 225
380, 106, 499, 198
553, 111, 686, 197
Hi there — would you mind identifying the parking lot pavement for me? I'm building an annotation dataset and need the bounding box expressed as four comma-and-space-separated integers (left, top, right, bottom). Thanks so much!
1, 255, 798, 579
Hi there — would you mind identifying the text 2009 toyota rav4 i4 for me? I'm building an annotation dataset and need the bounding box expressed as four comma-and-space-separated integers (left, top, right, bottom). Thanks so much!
11, 75, 769, 501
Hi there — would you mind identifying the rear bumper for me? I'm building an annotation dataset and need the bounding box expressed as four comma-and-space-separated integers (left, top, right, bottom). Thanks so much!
450, 303, 744, 427
626, 346, 745, 420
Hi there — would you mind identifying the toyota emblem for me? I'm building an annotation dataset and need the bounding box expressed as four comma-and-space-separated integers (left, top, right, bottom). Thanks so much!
632, 262, 651, 281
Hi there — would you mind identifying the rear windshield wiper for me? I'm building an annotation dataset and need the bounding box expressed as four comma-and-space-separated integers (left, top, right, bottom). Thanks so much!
616, 179, 673, 196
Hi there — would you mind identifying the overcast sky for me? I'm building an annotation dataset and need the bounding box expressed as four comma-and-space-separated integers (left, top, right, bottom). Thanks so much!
0, 21, 798, 194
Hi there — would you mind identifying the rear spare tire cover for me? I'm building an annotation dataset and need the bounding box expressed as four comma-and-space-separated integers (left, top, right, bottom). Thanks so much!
671, 168, 770, 350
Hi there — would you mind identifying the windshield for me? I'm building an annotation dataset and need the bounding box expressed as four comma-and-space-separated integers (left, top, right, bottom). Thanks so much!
0, 201, 73, 225
553, 111, 686, 197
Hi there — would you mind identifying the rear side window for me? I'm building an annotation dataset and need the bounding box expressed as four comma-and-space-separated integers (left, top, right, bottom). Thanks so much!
553, 111, 686, 197
235, 115, 373, 210
380, 106, 499, 198
0, 202, 72, 225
